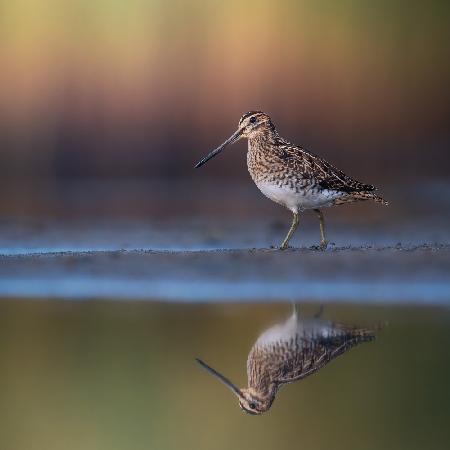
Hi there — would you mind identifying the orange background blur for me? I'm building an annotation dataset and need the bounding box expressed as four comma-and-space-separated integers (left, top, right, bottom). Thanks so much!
0, 0, 448, 183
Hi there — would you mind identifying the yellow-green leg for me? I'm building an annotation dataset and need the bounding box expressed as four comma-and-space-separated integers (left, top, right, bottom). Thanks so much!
280, 212, 299, 250
314, 208, 328, 249
314, 304, 324, 318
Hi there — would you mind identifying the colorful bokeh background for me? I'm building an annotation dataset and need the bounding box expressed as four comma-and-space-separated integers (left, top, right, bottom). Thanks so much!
1, 5, 450, 450
1, 0, 449, 184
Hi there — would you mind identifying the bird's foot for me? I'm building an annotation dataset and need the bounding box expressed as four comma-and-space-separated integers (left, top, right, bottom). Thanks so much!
310, 240, 328, 251
319, 240, 329, 250
314, 304, 325, 318
279, 241, 290, 250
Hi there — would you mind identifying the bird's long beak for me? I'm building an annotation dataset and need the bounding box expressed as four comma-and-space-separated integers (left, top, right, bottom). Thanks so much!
196, 358, 243, 398
195, 128, 243, 168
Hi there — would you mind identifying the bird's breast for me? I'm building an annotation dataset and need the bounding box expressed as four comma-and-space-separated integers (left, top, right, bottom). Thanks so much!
247, 146, 344, 212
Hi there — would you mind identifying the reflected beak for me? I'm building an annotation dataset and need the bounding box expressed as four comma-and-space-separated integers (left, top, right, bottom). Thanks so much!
195, 129, 243, 168
196, 358, 243, 398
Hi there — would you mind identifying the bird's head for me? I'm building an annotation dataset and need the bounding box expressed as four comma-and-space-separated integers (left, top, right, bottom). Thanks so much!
196, 358, 271, 416
194, 111, 275, 168
238, 111, 275, 138
238, 388, 271, 415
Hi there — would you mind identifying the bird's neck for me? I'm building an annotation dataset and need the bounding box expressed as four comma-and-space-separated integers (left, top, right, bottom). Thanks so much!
261, 386, 278, 411
248, 129, 279, 150
247, 383, 278, 407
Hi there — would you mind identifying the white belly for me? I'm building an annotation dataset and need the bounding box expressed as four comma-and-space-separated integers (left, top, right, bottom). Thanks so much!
256, 315, 340, 348
256, 180, 343, 213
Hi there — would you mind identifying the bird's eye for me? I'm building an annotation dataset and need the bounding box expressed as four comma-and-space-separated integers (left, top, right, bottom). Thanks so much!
249, 402, 256, 409
249, 116, 257, 124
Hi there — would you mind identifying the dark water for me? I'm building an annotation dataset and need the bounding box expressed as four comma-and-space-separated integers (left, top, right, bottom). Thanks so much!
0, 300, 449, 450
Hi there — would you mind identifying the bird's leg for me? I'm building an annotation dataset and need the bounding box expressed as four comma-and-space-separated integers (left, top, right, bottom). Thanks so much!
314, 209, 328, 249
292, 303, 300, 319
280, 213, 299, 250
314, 304, 324, 318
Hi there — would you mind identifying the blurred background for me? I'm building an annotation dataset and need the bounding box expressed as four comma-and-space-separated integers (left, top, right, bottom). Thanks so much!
1, 4, 449, 449
0, 0, 449, 260
0, 0, 449, 221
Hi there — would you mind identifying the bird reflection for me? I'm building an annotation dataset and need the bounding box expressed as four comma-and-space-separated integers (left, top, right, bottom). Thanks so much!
196, 306, 379, 415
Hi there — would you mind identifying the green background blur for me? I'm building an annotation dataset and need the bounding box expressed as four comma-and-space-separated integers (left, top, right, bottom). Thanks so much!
0, 301, 449, 450
0, 0, 448, 183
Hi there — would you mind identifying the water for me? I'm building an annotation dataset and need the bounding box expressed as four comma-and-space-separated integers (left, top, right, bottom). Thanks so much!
1, 179, 449, 449
0, 300, 448, 450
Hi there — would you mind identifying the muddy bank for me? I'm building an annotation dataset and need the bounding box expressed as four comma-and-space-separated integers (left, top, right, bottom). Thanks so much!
1, 245, 449, 303
0, 179, 448, 302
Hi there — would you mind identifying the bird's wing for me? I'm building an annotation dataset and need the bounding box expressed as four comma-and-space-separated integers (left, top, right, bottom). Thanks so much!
279, 141, 376, 193
247, 326, 376, 390
277, 331, 374, 384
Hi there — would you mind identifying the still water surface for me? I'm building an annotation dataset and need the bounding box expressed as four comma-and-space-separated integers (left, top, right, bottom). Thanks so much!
0, 300, 448, 450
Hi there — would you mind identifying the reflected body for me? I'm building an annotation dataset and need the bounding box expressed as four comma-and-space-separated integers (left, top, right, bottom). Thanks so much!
195, 111, 388, 249
197, 308, 377, 415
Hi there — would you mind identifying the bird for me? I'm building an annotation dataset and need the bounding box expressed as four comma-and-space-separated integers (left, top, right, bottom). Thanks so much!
196, 306, 379, 415
195, 111, 388, 249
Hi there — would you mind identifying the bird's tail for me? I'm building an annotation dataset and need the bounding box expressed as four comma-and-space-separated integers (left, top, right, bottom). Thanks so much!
354, 192, 389, 206
354, 320, 388, 342
343, 324, 380, 345
354, 328, 377, 343
336, 191, 389, 206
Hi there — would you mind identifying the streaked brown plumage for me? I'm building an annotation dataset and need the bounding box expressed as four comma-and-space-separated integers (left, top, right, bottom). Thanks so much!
196, 307, 379, 415
195, 111, 388, 249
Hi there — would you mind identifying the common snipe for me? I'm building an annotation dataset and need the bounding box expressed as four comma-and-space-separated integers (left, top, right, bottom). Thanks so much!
196, 306, 378, 415
195, 111, 388, 249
